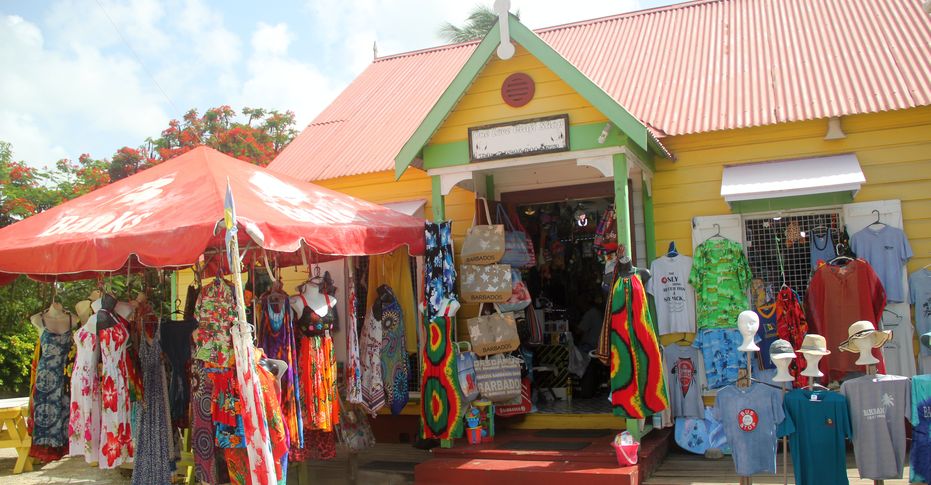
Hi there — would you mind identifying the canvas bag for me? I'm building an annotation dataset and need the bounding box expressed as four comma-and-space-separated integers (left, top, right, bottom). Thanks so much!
474, 354, 522, 402
498, 268, 531, 313
466, 304, 520, 356
494, 377, 532, 417
496, 204, 534, 268
462, 198, 504, 265
460, 263, 511, 303
455, 342, 480, 403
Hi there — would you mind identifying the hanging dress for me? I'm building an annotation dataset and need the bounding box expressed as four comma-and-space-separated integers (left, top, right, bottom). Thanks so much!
30, 322, 72, 461
420, 304, 463, 440
98, 312, 133, 468
68, 323, 100, 464
132, 324, 173, 485
295, 295, 340, 461
160, 319, 196, 428
377, 287, 410, 415
257, 295, 303, 451
774, 287, 810, 387
345, 264, 363, 405
360, 308, 385, 415
609, 274, 669, 419
226, 364, 289, 485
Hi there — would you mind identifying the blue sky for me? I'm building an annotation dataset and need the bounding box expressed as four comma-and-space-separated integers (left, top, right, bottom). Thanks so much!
2, 0, 678, 167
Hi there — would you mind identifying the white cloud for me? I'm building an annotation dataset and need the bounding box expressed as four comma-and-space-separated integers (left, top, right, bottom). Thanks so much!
178, 0, 242, 68
0, 14, 169, 166
44, 0, 170, 54
237, 22, 340, 127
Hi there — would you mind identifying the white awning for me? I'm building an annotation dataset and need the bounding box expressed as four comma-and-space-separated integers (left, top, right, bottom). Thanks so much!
721, 154, 865, 203
381, 199, 427, 218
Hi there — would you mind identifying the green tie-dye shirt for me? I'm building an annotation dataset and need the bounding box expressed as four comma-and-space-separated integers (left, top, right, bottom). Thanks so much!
688, 238, 752, 330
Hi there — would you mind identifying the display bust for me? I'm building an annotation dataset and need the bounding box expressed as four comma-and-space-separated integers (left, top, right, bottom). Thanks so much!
736, 310, 760, 352
798, 334, 831, 378
838, 320, 891, 366
768, 339, 796, 382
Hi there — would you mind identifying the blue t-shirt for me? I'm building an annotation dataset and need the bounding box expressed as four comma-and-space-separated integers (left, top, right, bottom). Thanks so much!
714, 384, 785, 476
911, 375, 931, 483
779, 389, 851, 485
809, 230, 835, 269
910, 269, 931, 357
693, 328, 748, 390
755, 303, 779, 369
851, 225, 912, 303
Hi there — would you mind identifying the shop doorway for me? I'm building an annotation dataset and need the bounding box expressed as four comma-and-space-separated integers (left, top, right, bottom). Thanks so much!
501, 181, 637, 415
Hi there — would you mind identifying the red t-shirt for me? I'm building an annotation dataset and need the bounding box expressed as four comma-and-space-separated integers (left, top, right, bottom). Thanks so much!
806, 259, 886, 381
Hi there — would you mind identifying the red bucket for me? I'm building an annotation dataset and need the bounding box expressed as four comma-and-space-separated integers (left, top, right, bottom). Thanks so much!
611, 431, 640, 466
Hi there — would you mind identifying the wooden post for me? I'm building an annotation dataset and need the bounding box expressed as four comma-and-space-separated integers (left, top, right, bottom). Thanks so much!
431, 176, 446, 222
641, 176, 656, 264
612, 153, 632, 256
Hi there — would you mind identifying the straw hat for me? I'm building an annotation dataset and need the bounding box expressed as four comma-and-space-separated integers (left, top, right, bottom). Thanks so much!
838, 321, 892, 353
75, 300, 94, 324
796, 334, 831, 356
769, 339, 797, 360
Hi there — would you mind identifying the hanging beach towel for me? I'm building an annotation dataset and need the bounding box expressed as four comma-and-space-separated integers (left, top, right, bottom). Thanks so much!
455, 342, 480, 403
499, 268, 531, 313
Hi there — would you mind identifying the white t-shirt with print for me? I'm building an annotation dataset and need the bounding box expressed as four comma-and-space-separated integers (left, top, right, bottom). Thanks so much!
647, 255, 697, 335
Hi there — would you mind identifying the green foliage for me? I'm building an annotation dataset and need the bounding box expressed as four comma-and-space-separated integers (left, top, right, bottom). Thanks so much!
439, 4, 520, 43
0, 321, 37, 396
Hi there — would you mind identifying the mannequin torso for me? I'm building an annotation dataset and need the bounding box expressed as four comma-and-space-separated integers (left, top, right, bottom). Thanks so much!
31, 302, 77, 335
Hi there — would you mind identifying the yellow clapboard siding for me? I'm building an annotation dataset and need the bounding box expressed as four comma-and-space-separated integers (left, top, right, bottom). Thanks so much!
430, 45, 607, 145
652, 107, 931, 273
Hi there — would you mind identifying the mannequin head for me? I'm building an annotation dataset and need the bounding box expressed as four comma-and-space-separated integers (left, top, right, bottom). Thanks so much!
769, 339, 796, 382
798, 334, 831, 378
838, 320, 890, 366
736, 310, 760, 352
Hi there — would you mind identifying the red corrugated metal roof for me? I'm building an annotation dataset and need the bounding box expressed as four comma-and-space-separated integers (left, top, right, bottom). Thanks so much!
269, 0, 931, 181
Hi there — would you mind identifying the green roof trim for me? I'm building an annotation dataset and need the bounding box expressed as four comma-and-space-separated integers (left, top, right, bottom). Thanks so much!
394, 14, 669, 179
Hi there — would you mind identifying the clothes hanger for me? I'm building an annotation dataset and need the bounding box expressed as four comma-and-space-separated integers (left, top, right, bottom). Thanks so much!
170, 298, 184, 317
704, 223, 725, 242
883, 307, 903, 320
828, 254, 854, 266
867, 209, 886, 228
667, 240, 678, 257
749, 377, 782, 390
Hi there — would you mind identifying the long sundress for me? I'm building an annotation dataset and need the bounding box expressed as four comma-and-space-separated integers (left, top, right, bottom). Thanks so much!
99, 313, 133, 468
257, 295, 303, 451
609, 274, 669, 419
345, 263, 363, 405
69, 324, 100, 463
225, 365, 289, 485
132, 328, 172, 484
378, 289, 410, 415
420, 308, 463, 440
30, 326, 72, 461
360, 308, 385, 415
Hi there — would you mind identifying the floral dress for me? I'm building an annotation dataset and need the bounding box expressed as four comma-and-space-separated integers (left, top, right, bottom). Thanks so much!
68, 324, 100, 464
99, 313, 133, 468
378, 288, 409, 415
30, 326, 73, 459
257, 295, 302, 451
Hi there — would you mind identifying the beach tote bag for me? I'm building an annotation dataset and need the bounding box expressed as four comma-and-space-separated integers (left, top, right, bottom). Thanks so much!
494, 377, 532, 417
466, 304, 520, 356
460, 264, 511, 303
455, 342, 480, 403
496, 204, 533, 268
462, 198, 504, 265
474, 355, 522, 402
498, 269, 531, 313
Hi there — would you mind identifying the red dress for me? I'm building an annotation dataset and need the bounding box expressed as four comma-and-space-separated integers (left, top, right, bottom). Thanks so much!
806, 259, 886, 381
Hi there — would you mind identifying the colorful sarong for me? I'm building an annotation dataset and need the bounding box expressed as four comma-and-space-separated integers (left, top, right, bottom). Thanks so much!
609, 274, 669, 418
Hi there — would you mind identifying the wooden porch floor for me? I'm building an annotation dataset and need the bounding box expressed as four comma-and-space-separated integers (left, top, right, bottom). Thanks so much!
645, 449, 915, 485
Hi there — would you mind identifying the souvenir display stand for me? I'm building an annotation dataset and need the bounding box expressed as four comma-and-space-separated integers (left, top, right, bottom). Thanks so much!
0, 146, 425, 482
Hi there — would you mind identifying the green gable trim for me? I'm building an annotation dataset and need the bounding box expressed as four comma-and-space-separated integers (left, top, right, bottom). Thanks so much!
396, 14, 669, 179
423, 121, 629, 170
394, 22, 502, 179
730, 192, 853, 214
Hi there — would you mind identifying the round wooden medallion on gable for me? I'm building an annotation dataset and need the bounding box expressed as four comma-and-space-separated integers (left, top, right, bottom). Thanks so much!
501, 72, 535, 107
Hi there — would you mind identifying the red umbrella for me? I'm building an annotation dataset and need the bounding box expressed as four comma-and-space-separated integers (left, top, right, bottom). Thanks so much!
0, 146, 424, 281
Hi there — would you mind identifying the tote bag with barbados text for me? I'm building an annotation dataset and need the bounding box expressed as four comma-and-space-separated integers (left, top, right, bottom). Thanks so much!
462, 198, 504, 265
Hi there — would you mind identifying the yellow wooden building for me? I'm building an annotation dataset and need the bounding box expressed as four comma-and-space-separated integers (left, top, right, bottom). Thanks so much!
268, 0, 931, 430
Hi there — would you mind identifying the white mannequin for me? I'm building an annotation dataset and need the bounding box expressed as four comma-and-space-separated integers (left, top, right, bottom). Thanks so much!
75, 289, 102, 324
737, 310, 760, 352
31, 301, 77, 334
91, 297, 134, 320
290, 282, 337, 319
850, 338, 881, 366
800, 354, 825, 378
771, 357, 794, 382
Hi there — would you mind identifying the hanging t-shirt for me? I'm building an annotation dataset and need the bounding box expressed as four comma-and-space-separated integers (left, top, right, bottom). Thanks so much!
806, 259, 886, 381
688, 238, 752, 330
647, 255, 696, 335
910, 374, 931, 484
880, 309, 916, 378
809, 230, 836, 269
850, 225, 913, 303
779, 389, 851, 485
714, 384, 785, 476
911, 269, 931, 357
840, 375, 911, 480
754, 303, 779, 370
662, 344, 705, 418
693, 328, 747, 390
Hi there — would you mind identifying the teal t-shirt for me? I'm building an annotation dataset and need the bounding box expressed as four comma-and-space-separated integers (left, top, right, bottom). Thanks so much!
912, 375, 931, 483
778, 389, 851, 485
